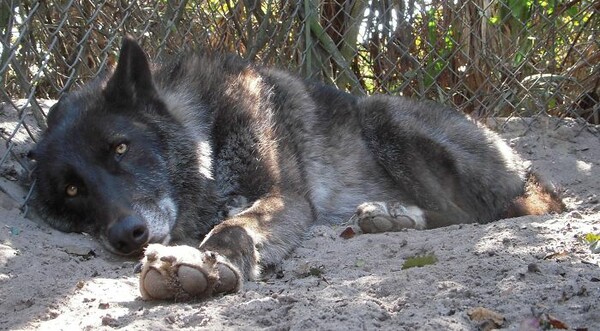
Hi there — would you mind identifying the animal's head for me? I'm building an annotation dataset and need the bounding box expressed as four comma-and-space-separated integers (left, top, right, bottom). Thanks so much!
29, 38, 179, 256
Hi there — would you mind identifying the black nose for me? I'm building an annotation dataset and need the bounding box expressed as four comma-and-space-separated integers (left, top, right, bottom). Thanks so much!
107, 216, 149, 255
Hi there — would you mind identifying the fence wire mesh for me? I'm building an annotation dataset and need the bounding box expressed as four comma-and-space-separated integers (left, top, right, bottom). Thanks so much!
0, 0, 599, 209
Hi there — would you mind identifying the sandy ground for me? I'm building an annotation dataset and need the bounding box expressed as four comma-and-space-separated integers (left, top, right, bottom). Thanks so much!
0, 102, 599, 330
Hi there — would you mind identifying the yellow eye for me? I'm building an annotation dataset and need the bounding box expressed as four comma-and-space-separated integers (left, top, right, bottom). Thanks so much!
66, 184, 78, 197
115, 143, 128, 155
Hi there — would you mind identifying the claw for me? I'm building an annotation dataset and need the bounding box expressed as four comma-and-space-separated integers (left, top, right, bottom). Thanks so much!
145, 251, 158, 262
159, 255, 176, 264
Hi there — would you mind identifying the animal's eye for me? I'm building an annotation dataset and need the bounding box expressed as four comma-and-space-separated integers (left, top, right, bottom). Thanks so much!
65, 184, 78, 197
115, 142, 128, 156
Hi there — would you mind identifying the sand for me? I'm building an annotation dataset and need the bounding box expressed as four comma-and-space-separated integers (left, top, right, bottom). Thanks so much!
0, 102, 598, 330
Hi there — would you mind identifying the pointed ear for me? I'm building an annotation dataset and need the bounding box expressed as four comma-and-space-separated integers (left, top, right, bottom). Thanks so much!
104, 37, 155, 105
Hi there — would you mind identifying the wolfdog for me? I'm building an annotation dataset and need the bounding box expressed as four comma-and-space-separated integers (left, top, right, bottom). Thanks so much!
30, 37, 564, 301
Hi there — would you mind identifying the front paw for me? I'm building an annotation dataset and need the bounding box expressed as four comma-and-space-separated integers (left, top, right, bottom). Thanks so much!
139, 244, 242, 301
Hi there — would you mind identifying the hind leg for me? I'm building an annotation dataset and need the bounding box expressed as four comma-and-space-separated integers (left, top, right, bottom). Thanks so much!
353, 202, 426, 232
353, 200, 474, 233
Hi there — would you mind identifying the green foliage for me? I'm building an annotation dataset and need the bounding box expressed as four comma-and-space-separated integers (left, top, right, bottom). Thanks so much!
584, 233, 600, 244
1, 0, 597, 121
402, 253, 438, 270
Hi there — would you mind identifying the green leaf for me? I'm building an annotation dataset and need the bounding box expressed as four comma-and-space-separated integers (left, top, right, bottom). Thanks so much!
402, 253, 438, 270
584, 233, 600, 244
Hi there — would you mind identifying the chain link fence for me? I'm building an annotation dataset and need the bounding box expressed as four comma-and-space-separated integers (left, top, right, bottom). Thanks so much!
1, 0, 599, 209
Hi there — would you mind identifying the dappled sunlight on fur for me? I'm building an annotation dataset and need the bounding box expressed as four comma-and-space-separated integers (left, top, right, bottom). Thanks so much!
28, 38, 567, 304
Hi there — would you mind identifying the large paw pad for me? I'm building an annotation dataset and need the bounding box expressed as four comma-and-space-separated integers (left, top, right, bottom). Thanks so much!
139, 244, 241, 301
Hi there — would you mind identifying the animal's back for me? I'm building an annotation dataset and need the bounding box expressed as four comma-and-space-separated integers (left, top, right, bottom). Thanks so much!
151, 50, 562, 227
